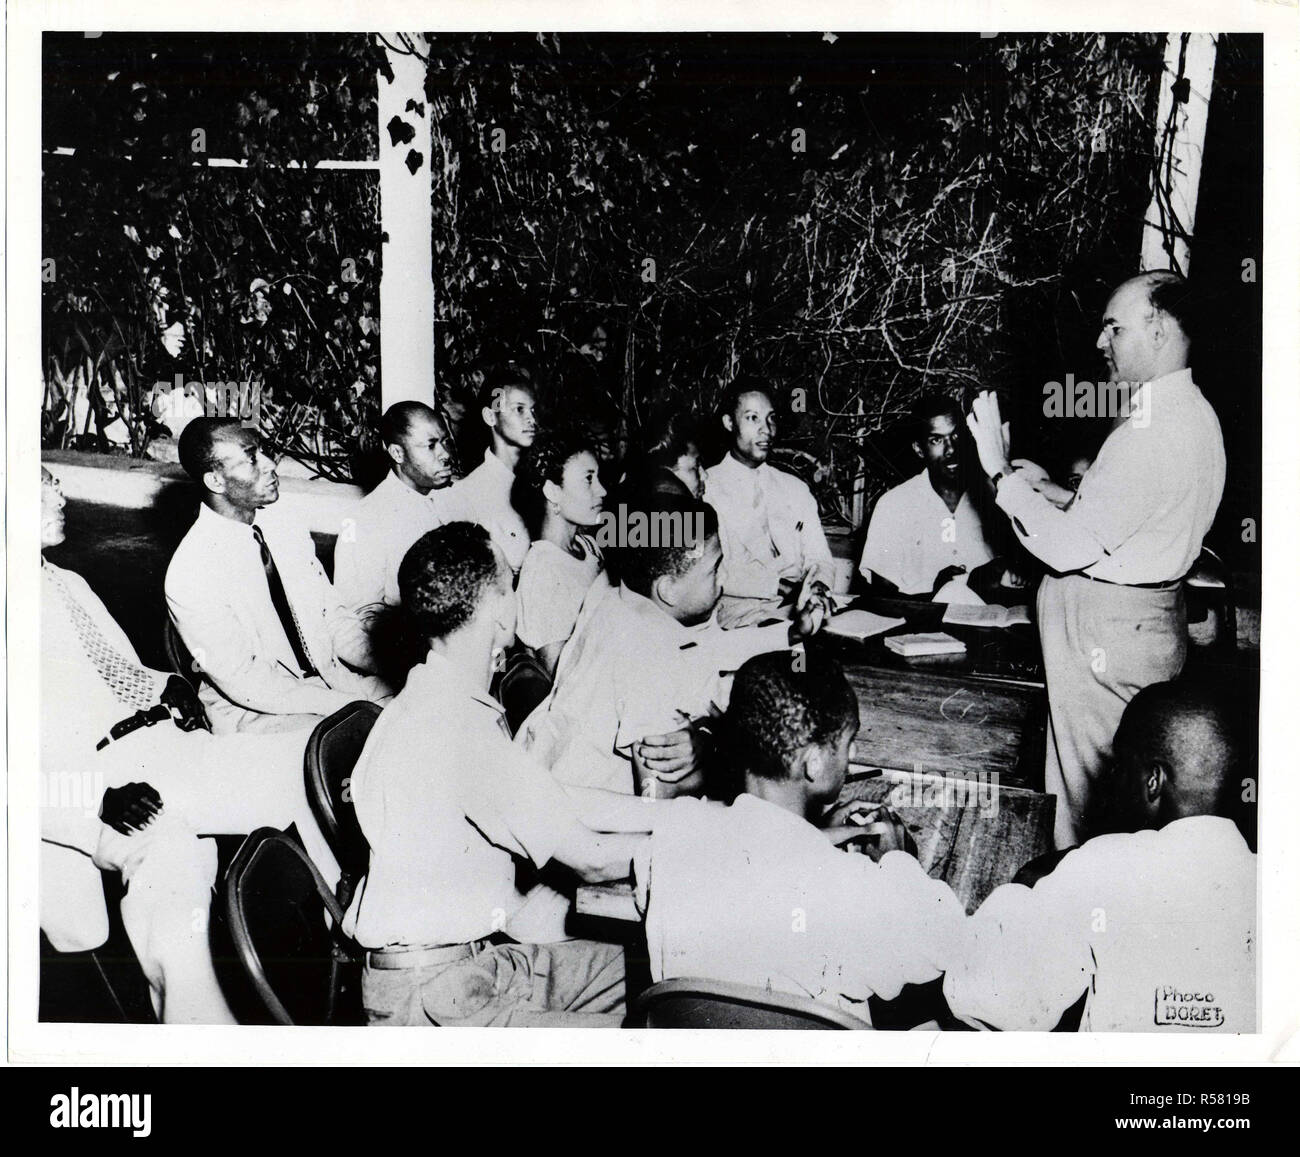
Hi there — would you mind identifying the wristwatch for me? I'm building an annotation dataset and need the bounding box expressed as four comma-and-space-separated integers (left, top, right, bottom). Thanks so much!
990, 465, 1017, 492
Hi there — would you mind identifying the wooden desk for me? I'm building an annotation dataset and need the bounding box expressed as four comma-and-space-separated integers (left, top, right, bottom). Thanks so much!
836, 771, 1054, 913
576, 774, 1054, 922
822, 594, 1047, 788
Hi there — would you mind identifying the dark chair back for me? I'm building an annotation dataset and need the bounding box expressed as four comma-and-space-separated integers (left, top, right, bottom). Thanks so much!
497, 649, 553, 737
223, 827, 355, 1026
1185, 545, 1236, 652
304, 701, 382, 906
162, 614, 201, 693
634, 977, 872, 1029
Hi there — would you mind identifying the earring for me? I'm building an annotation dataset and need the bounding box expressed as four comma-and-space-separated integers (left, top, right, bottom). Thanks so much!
491, 645, 506, 674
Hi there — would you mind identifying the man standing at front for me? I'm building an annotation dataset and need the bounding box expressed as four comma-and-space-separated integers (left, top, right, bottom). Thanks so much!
705, 381, 834, 628
966, 272, 1225, 847
166, 418, 388, 733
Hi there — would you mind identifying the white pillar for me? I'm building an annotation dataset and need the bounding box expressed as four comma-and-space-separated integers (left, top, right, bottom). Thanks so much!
1141, 33, 1218, 275
377, 34, 435, 409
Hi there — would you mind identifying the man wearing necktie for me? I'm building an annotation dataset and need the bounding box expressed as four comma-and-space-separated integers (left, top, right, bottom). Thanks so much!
165, 418, 388, 734
40, 469, 339, 1022
704, 381, 835, 628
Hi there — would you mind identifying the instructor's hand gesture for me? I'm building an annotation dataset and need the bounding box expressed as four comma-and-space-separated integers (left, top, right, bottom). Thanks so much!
966, 390, 1013, 480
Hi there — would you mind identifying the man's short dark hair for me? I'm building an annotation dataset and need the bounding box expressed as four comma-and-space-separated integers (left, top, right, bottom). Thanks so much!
605, 489, 718, 598
380, 400, 439, 449
718, 378, 776, 423
912, 392, 963, 442
474, 362, 535, 415
642, 407, 704, 469
1142, 271, 1198, 345
726, 651, 860, 782
177, 417, 244, 482
511, 425, 600, 539
397, 521, 506, 641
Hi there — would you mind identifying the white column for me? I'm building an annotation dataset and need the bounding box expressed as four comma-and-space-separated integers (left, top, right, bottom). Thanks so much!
1141, 33, 1218, 275
377, 34, 435, 408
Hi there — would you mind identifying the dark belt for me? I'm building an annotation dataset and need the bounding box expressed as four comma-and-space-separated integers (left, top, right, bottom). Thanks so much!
1081, 573, 1183, 592
366, 931, 513, 971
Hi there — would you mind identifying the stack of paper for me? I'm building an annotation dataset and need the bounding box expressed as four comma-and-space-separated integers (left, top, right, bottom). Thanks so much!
823, 609, 907, 642
942, 603, 1031, 629
883, 631, 967, 657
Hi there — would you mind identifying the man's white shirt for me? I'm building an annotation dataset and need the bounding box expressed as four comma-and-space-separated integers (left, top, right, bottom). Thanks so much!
439, 448, 531, 573
944, 815, 1255, 1032
994, 368, 1225, 583
637, 794, 966, 1014
704, 454, 833, 602
165, 502, 383, 731
517, 584, 792, 794
859, 469, 996, 596
333, 470, 447, 612
343, 652, 580, 949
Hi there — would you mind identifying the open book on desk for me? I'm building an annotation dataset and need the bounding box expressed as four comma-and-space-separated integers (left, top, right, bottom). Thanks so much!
943, 602, 1031, 629
823, 608, 907, 642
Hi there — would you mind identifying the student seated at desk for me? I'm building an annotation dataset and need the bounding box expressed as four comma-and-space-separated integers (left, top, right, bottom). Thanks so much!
511, 426, 613, 679
344, 523, 655, 1027
860, 393, 1023, 603
944, 682, 1255, 1032
517, 491, 831, 798
635, 652, 967, 1022
705, 380, 835, 627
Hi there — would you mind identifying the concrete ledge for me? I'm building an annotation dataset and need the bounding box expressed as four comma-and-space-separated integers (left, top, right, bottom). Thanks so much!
42, 450, 363, 538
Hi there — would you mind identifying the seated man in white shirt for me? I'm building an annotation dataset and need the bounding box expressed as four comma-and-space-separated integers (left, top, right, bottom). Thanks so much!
636, 651, 967, 1022
517, 491, 830, 798
438, 364, 538, 575
944, 681, 1255, 1032
860, 393, 1021, 602
166, 418, 388, 734
342, 522, 654, 1027
705, 381, 835, 627
333, 401, 453, 618
40, 467, 339, 1023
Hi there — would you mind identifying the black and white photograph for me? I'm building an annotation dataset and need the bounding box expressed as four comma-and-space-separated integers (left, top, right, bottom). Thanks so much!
8, 0, 1299, 1087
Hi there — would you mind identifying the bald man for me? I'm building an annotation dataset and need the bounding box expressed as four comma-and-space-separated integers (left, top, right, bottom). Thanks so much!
945, 682, 1255, 1032
967, 272, 1226, 847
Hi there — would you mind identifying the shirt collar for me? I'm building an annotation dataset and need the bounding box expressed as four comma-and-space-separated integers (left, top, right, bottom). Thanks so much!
616, 582, 696, 639
480, 448, 515, 483
378, 469, 438, 508
731, 792, 820, 837
197, 500, 263, 541
404, 650, 505, 719
1130, 366, 1195, 415
712, 453, 767, 488
1148, 366, 1194, 391
917, 469, 968, 511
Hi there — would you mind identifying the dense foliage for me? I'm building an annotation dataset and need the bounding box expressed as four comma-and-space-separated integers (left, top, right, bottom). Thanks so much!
43, 32, 1255, 520
42, 32, 382, 479
423, 32, 1168, 519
